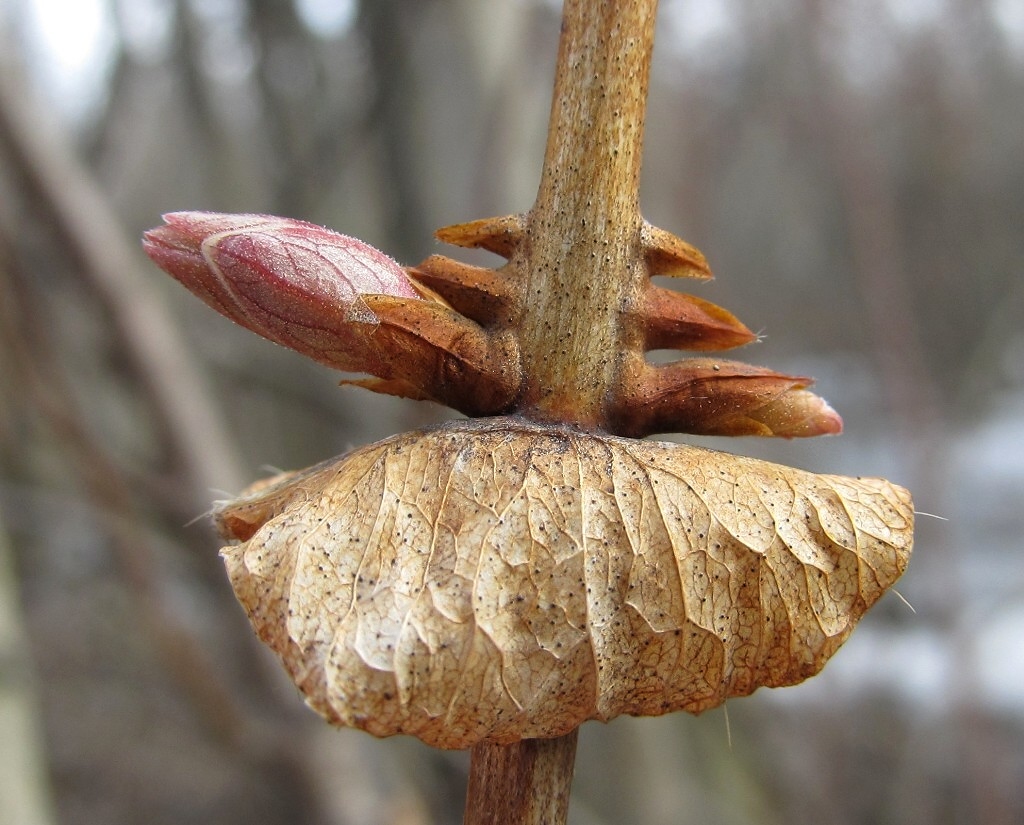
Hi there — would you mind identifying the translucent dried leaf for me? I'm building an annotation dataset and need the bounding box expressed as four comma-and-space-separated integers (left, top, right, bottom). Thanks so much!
216, 418, 912, 749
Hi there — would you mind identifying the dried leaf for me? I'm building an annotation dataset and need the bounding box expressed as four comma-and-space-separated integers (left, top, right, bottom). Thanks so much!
216, 417, 912, 749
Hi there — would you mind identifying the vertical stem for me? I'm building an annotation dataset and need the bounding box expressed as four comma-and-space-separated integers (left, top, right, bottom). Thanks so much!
518, 0, 658, 427
464, 731, 579, 825
465, 2, 657, 822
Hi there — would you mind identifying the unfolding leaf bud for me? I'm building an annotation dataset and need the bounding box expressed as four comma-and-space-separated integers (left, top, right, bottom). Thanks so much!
144, 212, 519, 414
143, 211, 418, 345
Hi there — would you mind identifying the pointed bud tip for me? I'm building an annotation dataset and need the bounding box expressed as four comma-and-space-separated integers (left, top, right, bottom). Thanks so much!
142, 210, 428, 378
142, 224, 216, 294
753, 390, 844, 438
143, 212, 279, 268
144, 210, 418, 300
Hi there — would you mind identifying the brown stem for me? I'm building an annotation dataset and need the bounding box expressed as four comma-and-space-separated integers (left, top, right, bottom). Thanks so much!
517, 0, 658, 427
464, 731, 579, 825
464, 2, 657, 822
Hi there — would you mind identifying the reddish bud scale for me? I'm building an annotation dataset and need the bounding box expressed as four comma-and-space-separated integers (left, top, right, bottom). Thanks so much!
614, 357, 844, 438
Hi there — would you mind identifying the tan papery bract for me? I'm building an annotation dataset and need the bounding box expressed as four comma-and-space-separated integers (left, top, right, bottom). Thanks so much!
216, 417, 912, 750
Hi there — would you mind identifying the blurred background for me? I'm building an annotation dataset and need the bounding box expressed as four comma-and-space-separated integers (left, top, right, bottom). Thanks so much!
0, 0, 1021, 823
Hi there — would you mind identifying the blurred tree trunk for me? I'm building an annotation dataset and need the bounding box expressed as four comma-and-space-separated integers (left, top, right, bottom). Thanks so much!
801, 0, 940, 442
0, 31, 248, 505
357, 0, 432, 260
0, 490, 56, 825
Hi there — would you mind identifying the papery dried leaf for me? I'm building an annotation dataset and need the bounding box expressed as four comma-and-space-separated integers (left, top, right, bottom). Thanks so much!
216, 417, 911, 750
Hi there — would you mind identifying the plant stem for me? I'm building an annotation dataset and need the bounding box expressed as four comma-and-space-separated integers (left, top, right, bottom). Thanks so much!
518, 0, 657, 428
464, 2, 658, 823
464, 730, 579, 825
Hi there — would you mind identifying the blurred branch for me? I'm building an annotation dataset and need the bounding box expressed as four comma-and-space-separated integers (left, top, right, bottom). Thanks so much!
816, 94, 942, 438
0, 508, 56, 825
0, 226, 247, 749
0, 29, 248, 506
358, 0, 432, 259
246, 0, 317, 214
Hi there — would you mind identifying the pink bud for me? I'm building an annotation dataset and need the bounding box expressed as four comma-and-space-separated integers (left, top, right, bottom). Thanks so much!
143, 210, 419, 366
144, 212, 517, 413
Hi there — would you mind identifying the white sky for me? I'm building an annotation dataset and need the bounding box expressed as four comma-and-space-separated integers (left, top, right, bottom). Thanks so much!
20, 0, 1024, 121
19, 0, 355, 121
22, 0, 114, 120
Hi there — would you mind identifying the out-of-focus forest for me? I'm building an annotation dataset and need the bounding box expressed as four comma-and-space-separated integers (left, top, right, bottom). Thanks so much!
1, 0, 1022, 823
